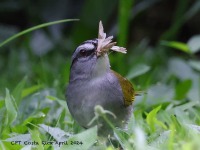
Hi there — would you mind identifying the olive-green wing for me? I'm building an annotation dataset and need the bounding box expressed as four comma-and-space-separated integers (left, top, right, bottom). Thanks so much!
111, 70, 135, 107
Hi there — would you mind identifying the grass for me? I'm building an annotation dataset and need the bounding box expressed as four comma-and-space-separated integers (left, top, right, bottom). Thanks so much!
0, 75, 200, 150
0, 36, 200, 149
0, 1, 200, 149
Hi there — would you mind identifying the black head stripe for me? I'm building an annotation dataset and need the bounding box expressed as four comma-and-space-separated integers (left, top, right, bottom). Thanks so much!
81, 39, 98, 48
71, 39, 98, 67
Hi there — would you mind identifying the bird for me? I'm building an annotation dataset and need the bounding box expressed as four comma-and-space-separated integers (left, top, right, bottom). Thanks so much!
66, 21, 136, 136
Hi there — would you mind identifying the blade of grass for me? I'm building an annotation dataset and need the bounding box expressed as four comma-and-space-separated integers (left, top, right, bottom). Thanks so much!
29, 128, 44, 150
12, 76, 27, 105
5, 89, 17, 125
160, 41, 191, 54
0, 19, 79, 48
118, 0, 134, 46
113, 0, 134, 75
168, 124, 175, 150
146, 105, 167, 132
22, 84, 43, 98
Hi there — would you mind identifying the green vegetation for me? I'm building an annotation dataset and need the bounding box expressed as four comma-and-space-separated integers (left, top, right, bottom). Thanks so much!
0, 0, 200, 149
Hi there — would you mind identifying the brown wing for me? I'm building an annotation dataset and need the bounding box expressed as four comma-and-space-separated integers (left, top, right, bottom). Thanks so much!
111, 70, 135, 107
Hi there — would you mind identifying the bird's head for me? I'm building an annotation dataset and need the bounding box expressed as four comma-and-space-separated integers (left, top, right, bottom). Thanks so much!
69, 21, 126, 82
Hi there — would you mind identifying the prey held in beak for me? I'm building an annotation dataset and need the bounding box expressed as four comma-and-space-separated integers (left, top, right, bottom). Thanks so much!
96, 21, 127, 57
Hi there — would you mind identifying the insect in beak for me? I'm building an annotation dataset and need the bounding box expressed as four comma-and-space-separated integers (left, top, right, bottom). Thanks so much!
96, 21, 127, 57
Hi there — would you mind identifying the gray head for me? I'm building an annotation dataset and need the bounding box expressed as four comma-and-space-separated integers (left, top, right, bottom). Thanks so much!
69, 39, 110, 82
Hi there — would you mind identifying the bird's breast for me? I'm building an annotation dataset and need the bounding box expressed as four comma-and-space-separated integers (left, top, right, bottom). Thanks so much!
66, 72, 125, 128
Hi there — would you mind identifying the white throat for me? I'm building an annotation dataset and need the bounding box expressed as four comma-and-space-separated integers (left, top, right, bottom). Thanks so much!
92, 54, 110, 78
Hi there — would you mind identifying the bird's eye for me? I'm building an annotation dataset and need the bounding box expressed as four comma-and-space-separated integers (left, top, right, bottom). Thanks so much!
80, 49, 87, 56
79, 49, 94, 58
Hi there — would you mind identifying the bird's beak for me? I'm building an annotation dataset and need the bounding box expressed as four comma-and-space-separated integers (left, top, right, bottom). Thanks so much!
95, 48, 107, 58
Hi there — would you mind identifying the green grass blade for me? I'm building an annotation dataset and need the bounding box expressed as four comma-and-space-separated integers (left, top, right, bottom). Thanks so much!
0, 19, 79, 48
5, 89, 17, 125
118, 0, 134, 46
29, 128, 44, 150
22, 84, 43, 98
12, 76, 27, 105
161, 40, 191, 54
